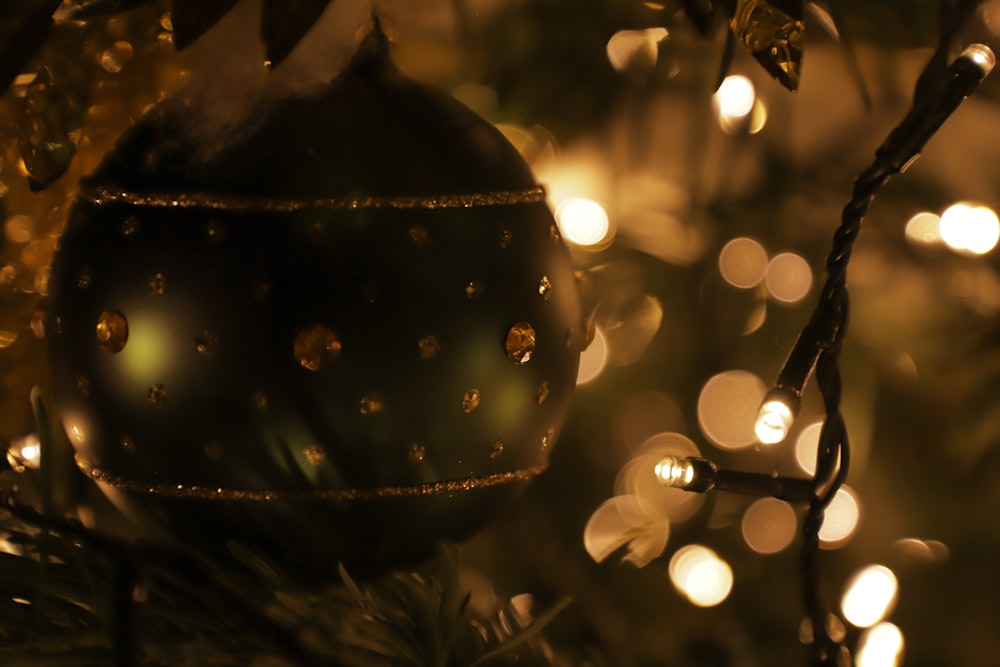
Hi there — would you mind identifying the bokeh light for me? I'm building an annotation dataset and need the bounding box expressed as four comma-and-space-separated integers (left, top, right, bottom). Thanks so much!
583, 494, 669, 567
577, 325, 608, 385
794, 421, 824, 475
556, 197, 611, 247
818, 486, 860, 547
714, 75, 755, 120
669, 544, 734, 607
939, 202, 1000, 255
697, 370, 768, 450
764, 252, 813, 303
606, 28, 668, 73
719, 237, 768, 288
741, 497, 797, 554
893, 537, 949, 565
904, 211, 943, 246
841, 565, 898, 628
856, 622, 905, 667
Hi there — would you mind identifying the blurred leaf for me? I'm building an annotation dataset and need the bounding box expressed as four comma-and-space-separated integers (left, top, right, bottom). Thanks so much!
0, 0, 63, 95
170, 0, 240, 49
260, 0, 334, 67
809, 1, 871, 108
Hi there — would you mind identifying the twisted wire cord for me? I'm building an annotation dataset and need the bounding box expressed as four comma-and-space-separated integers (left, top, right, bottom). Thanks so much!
796, 35, 991, 662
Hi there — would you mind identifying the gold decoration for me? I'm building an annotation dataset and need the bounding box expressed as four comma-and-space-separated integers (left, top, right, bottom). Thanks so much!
77, 266, 92, 289
538, 275, 553, 300
195, 330, 218, 357
120, 216, 139, 237
498, 225, 513, 249
147, 384, 167, 406
359, 392, 383, 415
95, 310, 128, 353
408, 443, 426, 465
75, 454, 548, 501
408, 225, 431, 247
83, 185, 547, 211
148, 272, 166, 296
462, 388, 481, 413
730, 0, 804, 91
122, 437, 137, 454
541, 427, 555, 450
76, 375, 91, 397
293, 325, 341, 371
505, 322, 536, 365
465, 280, 485, 300
303, 445, 327, 465
418, 335, 441, 359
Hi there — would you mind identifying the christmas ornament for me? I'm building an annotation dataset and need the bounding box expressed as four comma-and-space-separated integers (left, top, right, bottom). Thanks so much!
47, 31, 582, 579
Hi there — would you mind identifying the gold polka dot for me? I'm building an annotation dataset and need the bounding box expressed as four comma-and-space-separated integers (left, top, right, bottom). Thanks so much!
77, 266, 92, 289
536, 381, 550, 405
462, 388, 481, 413
147, 384, 167, 406
498, 225, 512, 249
465, 280, 485, 300
121, 436, 136, 454
408, 443, 426, 465
303, 445, 326, 465
206, 221, 224, 242
538, 275, 552, 300
120, 216, 138, 237
418, 335, 441, 360
505, 322, 536, 365
490, 439, 505, 459
409, 225, 430, 247
360, 392, 383, 415
293, 325, 341, 371
76, 375, 91, 397
95, 310, 128, 353
195, 330, 218, 358
148, 273, 165, 296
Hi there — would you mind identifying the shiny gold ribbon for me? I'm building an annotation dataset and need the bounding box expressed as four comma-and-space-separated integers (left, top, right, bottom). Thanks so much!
76, 455, 546, 501
80, 185, 547, 212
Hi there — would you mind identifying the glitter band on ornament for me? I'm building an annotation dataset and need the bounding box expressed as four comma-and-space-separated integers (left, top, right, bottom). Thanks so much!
75, 455, 547, 501
80, 185, 548, 212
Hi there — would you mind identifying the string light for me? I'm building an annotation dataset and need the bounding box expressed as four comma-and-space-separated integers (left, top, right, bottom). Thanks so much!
655, 455, 815, 503
647, 42, 993, 666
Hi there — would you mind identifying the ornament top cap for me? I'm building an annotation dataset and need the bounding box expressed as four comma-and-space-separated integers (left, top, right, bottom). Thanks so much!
79, 26, 541, 205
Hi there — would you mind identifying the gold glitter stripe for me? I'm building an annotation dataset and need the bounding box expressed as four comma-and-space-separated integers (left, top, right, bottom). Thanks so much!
76, 457, 546, 501
80, 185, 547, 212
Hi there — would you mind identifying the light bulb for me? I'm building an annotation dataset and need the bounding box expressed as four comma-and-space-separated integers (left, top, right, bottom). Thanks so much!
655, 456, 697, 488
962, 43, 996, 76
755, 397, 795, 444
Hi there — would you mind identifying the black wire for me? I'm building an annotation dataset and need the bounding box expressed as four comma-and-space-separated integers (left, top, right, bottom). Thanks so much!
795, 34, 991, 663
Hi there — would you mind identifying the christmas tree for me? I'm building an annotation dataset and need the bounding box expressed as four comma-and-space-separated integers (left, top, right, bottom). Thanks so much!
1, 1, 998, 665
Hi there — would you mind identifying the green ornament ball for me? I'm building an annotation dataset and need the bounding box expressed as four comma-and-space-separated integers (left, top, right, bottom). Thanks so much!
47, 36, 582, 579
